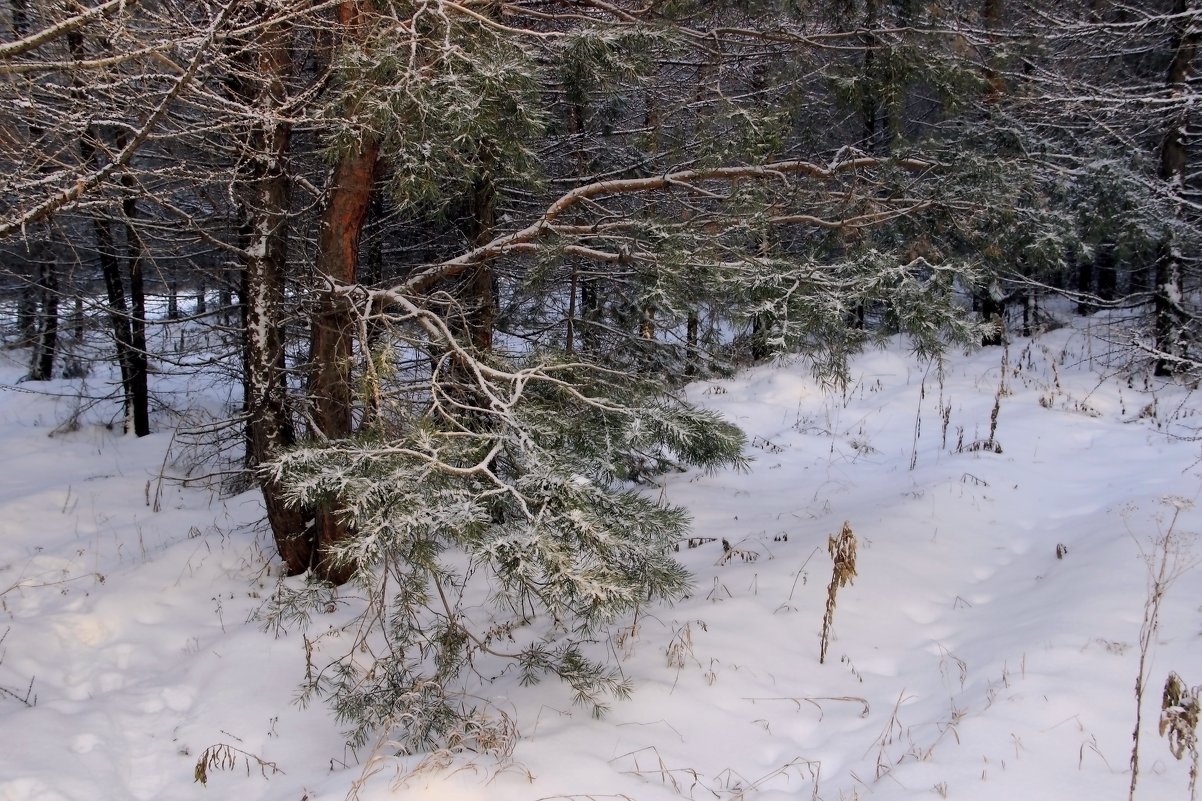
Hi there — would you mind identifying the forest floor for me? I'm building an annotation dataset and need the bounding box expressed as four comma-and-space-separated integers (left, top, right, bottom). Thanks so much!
0, 312, 1200, 801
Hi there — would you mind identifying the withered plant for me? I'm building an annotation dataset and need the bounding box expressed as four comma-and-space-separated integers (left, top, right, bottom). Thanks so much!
1160, 671, 1201, 801
819, 522, 858, 664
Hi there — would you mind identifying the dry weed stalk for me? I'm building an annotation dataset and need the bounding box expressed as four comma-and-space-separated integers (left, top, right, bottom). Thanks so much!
614, 747, 821, 801
867, 691, 909, 780
611, 745, 692, 795
192, 743, 283, 785
666, 621, 704, 669
820, 522, 858, 664
742, 694, 870, 719
1128, 497, 1197, 801
1160, 671, 1201, 800
965, 343, 1008, 454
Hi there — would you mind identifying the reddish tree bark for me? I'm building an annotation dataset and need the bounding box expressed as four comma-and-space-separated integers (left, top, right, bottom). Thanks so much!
306, 0, 382, 584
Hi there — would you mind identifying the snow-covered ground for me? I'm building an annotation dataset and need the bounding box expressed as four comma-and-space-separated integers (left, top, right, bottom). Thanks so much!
0, 317, 1199, 801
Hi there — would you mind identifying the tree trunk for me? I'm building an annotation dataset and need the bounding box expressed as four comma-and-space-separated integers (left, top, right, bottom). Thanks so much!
861, 0, 883, 155
72, 295, 84, 342
308, 2, 380, 583
93, 215, 137, 424
982, 0, 1005, 99
117, 130, 151, 437
28, 253, 58, 381
1076, 256, 1094, 314
460, 175, 497, 353
685, 310, 699, 376
10, 0, 28, 34
1154, 243, 1183, 376
581, 273, 600, 353
1153, 0, 1199, 376
67, 26, 144, 430
980, 288, 1005, 346
751, 313, 771, 361
65, 22, 147, 433
223, 4, 314, 575
16, 287, 36, 342
243, 122, 310, 574
975, 0, 1008, 343
566, 98, 602, 355
1096, 244, 1117, 301
15, 3, 55, 381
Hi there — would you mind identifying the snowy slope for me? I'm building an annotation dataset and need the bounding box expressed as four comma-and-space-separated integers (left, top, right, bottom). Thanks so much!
0, 319, 1198, 801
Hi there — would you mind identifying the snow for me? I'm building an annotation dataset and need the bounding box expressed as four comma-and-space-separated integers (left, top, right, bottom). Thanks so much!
0, 318, 1199, 801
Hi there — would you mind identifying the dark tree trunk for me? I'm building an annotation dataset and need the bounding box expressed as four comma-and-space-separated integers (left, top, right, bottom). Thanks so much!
751, 314, 771, 361
16, 287, 36, 342
1154, 244, 1183, 376
226, 4, 313, 576
1096, 245, 1117, 301
67, 24, 148, 433
566, 264, 578, 355
15, 3, 54, 380
94, 215, 136, 421
460, 175, 497, 354
219, 285, 233, 326
117, 132, 151, 437
1076, 257, 1094, 314
580, 274, 600, 353
11, 0, 28, 34
861, 0, 884, 155
28, 255, 58, 381
97, 210, 148, 435
1153, 0, 1199, 376
685, 310, 699, 376
565, 96, 601, 356
980, 284, 1005, 346
982, 0, 1006, 99
72, 295, 84, 342
438, 172, 498, 430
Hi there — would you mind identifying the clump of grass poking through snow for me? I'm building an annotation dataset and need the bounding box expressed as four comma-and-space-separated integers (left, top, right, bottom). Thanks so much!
819, 521, 858, 664
1159, 671, 1201, 801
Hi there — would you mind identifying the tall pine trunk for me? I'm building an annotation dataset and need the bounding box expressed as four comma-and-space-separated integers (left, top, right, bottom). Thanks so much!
1153, 0, 1198, 376
232, 5, 311, 575
117, 145, 151, 437
461, 175, 497, 353
93, 214, 137, 419
308, 141, 379, 583
306, 1, 382, 585
68, 26, 147, 432
976, 0, 1007, 346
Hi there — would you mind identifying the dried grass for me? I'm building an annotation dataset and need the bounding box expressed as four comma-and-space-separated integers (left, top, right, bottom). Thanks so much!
819, 521, 858, 664
1160, 671, 1201, 800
